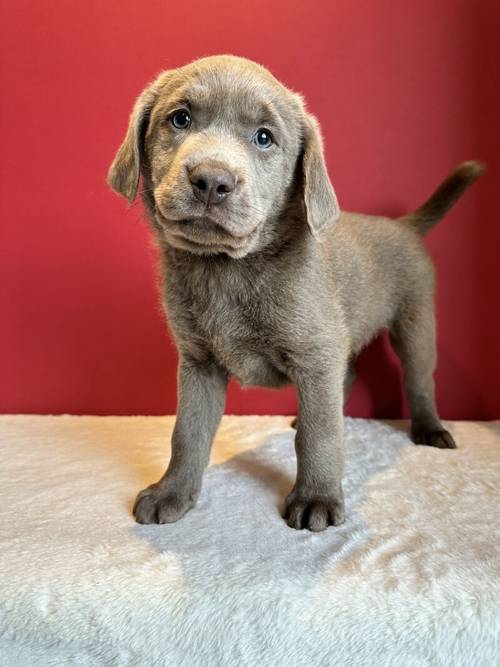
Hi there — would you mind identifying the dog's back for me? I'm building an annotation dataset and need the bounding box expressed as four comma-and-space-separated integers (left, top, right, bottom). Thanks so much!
323, 162, 484, 355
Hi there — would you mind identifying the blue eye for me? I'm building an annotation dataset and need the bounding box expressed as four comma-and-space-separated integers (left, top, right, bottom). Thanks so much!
253, 128, 274, 149
170, 110, 191, 129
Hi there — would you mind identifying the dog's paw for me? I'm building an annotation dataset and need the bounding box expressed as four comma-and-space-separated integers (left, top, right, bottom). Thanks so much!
283, 492, 345, 532
133, 483, 196, 525
411, 427, 456, 449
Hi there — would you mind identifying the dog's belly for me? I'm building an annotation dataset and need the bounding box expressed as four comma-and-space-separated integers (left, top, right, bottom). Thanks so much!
209, 336, 290, 388
230, 353, 290, 388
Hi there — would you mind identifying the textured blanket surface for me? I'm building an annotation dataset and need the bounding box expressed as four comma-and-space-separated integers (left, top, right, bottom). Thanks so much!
0, 415, 499, 666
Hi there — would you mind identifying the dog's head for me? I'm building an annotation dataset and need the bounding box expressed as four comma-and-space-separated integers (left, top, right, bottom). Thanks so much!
108, 55, 339, 257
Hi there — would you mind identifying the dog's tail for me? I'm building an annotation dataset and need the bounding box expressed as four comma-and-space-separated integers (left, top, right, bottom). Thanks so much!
400, 161, 484, 236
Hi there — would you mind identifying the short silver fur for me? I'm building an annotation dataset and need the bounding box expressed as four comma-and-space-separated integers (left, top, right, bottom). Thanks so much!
108, 55, 483, 531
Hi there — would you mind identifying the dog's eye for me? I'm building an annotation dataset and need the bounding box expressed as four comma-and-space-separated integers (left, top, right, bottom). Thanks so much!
253, 128, 274, 150
170, 110, 191, 130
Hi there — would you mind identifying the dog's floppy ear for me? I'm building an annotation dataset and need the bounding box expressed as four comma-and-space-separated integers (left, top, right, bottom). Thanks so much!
107, 83, 159, 203
301, 113, 340, 237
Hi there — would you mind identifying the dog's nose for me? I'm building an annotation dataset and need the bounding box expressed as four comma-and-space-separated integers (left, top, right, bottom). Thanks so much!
188, 164, 236, 205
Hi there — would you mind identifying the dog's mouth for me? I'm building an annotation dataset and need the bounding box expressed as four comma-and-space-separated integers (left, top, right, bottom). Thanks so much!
155, 212, 260, 256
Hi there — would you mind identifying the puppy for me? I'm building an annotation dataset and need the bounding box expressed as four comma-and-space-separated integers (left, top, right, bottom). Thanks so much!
108, 55, 483, 531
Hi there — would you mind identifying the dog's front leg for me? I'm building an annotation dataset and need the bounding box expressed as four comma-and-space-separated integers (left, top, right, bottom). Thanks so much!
133, 357, 228, 524
284, 364, 346, 532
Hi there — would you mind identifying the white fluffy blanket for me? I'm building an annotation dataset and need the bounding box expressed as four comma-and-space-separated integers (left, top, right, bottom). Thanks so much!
0, 415, 499, 666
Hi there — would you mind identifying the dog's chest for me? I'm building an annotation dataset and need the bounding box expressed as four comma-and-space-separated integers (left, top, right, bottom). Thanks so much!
184, 276, 289, 388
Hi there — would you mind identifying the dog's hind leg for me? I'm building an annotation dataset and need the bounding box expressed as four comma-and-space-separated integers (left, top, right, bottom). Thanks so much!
390, 302, 456, 449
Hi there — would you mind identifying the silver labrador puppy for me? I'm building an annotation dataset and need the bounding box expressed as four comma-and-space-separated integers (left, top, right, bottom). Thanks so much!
108, 55, 483, 531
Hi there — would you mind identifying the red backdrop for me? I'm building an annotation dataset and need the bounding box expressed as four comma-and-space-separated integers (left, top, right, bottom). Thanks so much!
1, 1, 499, 418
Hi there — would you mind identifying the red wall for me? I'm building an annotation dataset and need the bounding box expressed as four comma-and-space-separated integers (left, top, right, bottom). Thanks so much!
2, 1, 499, 418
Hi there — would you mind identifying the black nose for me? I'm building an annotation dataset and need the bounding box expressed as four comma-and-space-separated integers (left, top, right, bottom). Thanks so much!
188, 164, 236, 205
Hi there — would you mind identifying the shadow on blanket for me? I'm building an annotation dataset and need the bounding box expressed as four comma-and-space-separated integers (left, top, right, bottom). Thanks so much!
133, 420, 413, 584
